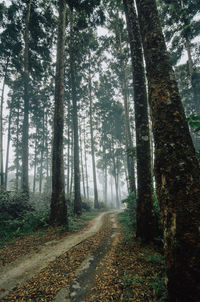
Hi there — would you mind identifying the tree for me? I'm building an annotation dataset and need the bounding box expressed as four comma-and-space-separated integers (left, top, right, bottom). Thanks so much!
50, 0, 67, 226
134, 0, 200, 299
157, 0, 200, 114
102, 1, 136, 194
123, 0, 156, 242
21, 0, 32, 196
88, 56, 99, 208
68, 3, 82, 215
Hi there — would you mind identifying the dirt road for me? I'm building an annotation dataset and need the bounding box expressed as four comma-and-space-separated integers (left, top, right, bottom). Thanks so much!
0, 211, 119, 301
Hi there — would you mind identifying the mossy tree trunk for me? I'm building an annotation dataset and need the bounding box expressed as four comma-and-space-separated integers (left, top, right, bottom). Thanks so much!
123, 0, 156, 242
135, 0, 200, 300
50, 0, 67, 226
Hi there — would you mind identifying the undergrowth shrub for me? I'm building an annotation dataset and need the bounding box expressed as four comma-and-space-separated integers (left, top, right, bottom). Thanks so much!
0, 190, 32, 220
82, 201, 91, 211
0, 191, 50, 247
122, 192, 137, 231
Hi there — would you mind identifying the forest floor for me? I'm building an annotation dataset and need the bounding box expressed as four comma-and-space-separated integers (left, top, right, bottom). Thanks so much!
0, 211, 166, 302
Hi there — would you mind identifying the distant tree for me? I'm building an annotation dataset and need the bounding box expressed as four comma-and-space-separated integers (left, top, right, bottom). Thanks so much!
123, 0, 156, 242
102, 0, 136, 194
135, 0, 200, 299
157, 0, 200, 114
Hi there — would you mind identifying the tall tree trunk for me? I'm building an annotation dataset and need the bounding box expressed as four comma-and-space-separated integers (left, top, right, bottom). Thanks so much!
5, 105, 12, 190
45, 111, 50, 192
21, 0, 32, 196
50, 0, 67, 226
39, 108, 45, 194
88, 57, 99, 208
66, 103, 71, 195
15, 106, 20, 192
79, 125, 86, 198
0, 60, 9, 188
111, 143, 120, 209
135, 0, 200, 300
70, 134, 74, 201
117, 17, 136, 194
103, 144, 108, 205
123, 0, 156, 242
33, 133, 37, 194
83, 120, 89, 199
69, 5, 82, 215
110, 174, 113, 206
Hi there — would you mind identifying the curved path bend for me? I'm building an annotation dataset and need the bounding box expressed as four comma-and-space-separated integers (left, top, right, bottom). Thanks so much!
0, 211, 118, 299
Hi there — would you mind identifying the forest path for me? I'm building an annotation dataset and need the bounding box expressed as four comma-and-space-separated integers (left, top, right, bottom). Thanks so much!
0, 211, 118, 300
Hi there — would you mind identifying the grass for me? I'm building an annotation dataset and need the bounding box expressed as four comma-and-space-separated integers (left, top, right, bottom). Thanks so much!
118, 210, 136, 243
118, 209, 167, 301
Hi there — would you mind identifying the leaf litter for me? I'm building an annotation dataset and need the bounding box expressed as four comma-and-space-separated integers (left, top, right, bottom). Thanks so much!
0, 213, 165, 301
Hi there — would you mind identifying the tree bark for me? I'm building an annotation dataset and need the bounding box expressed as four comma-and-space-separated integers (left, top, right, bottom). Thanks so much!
69, 5, 82, 215
123, 0, 156, 242
39, 108, 45, 194
83, 119, 89, 199
33, 132, 37, 194
117, 16, 136, 194
15, 106, 20, 192
135, 0, 200, 300
21, 0, 32, 197
88, 56, 99, 208
66, 102, 71, 195
111, 142, 120, 209
50, 0, 67, 226
79, 125, 86, 198
0, 63, 8, 189
103, 144, 108, 205
5, 104, 12, 190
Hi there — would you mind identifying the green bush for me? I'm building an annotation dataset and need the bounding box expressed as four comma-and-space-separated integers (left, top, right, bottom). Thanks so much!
82, 201, 91, 211
0, 192, 49, 247
122, 192, 137, 231
0, 190, 32, 220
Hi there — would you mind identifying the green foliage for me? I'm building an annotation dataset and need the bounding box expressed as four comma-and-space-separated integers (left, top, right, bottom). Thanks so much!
143, 253, 167, 301
68, 209, 100, 232
187, 114, 200, 161
118, 194, 136, 243
0, 190, 32, 220
149, 275, 167, 301
67, 216, 85, 232
82, 201, 91, 211
145, 254, 165, 265
187, 114, 200, 133
122, 192, 137, 230
124, 274, 144, 286
0, 203, 49, 247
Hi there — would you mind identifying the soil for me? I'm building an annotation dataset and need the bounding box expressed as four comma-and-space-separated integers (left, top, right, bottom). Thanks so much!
0, 211, 165, 301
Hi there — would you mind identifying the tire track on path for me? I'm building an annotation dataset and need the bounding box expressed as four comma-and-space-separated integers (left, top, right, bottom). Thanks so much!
0, 211, 112, 299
